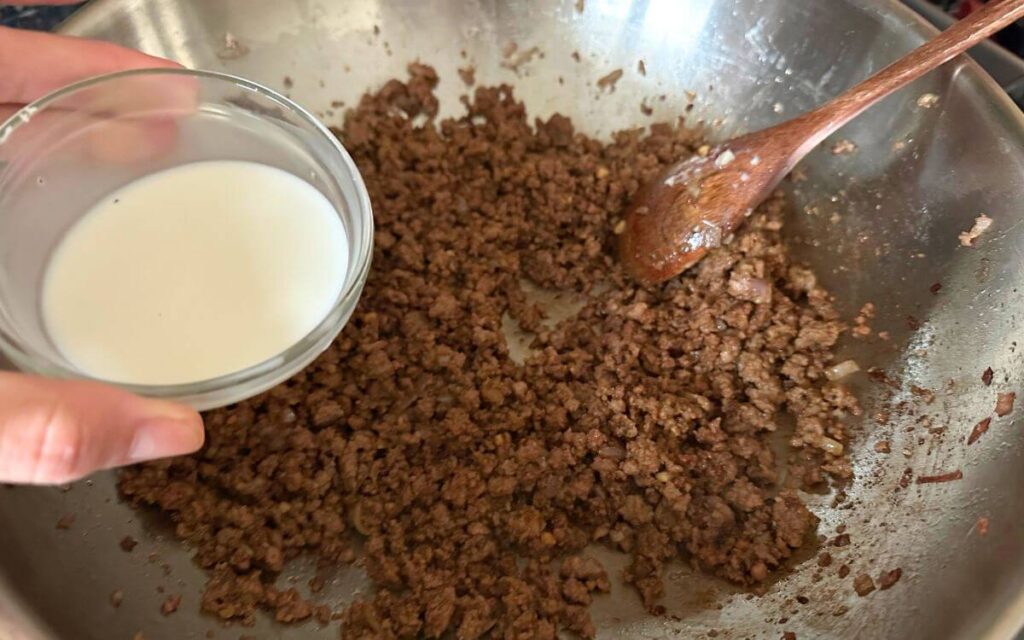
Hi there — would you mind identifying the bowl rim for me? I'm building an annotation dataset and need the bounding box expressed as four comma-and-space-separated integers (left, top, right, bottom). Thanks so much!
0, 67, 374, 402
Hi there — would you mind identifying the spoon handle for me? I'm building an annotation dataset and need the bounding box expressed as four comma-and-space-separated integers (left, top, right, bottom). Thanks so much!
800, 0, 1024, 146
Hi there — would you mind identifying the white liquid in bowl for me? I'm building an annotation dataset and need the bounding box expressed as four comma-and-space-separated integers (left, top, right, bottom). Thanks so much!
42, 160, 349, 386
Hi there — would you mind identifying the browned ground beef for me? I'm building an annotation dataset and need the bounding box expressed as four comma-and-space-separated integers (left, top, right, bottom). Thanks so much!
120, 64, 857, 639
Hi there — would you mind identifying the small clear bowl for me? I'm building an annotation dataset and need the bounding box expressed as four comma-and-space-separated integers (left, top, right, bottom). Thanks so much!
0, 68, 373, 410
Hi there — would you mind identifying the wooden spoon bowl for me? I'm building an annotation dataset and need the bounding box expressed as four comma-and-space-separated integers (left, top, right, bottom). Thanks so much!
619, 0, 1024, 284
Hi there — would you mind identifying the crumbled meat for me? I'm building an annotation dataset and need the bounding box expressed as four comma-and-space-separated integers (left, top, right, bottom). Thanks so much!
458, 66, 476, 86
120, 535, 139, 552
831, 139, 856, 155
982, 367, 994, 386
874, 440, 891, 453
851, 302, 874, 338
959, 214, 993, 247
929, 282, 942, 295
976, 517, 990, 536
56, 514, 75, 530
853, 573, 875, 596
916, 470, 963, 484
596, 68, 624, 91
910, 385, 935, 404
838, 564, 850, 579
996, 392, 1015, 416
161, 594, 182, 616
110, 589, 124, 608
118, 66, 857, 637
967, 417, 991, 445
898, 468, 913, 489
501, 46, 541, 73
878, 568, 902, 590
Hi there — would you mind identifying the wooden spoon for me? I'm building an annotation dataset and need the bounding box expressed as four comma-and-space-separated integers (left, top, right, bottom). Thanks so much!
619, 0, 1024, 284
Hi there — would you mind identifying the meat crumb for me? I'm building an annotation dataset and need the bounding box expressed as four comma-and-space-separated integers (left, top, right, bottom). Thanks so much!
878, 568, 902, 590
161, 594, 182, 616
110, 589, 124, 608
852, 302, 874, 337
597, 68, 624, 91
853, 573, 875, 596
457, 66, 476, 86
982, 367, 994, 386
832, 534, 851, 547
218, 32, 249, 60
120, 535, 139, 552
817, 552, 833, 567
910, 385, 935, 404
916, 470, 963, 484
838, 564, 850, 579
967, 417, 991, 445
929, 282, 942, 294
637, 59, 646, 76
831, 139, 857, 155
782, 633, 797, 640
56, 514, 75, 530
976, 517, 990, 536
959, 214, 993, 247
898, 468, 914, 489
501, 45, 541, 72
995, 391, 1015, 416
874, 440, 891, 453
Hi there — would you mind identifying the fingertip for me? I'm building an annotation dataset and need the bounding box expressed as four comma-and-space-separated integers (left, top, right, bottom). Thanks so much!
127, 415, 205, 464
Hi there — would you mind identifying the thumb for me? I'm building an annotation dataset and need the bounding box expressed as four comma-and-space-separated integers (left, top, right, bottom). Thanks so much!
0, 373, 203, 485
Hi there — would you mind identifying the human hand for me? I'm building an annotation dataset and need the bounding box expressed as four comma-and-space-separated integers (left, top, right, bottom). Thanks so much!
0, 373, 203, 484
0, 4, 181, 121
0, 6, 204, 486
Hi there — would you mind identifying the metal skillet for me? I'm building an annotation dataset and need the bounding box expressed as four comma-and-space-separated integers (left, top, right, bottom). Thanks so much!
1, 1, 1023, 638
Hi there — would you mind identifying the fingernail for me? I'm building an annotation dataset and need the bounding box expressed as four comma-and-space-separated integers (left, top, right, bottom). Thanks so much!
128, 417, 204, 463
137, 396, 202, 422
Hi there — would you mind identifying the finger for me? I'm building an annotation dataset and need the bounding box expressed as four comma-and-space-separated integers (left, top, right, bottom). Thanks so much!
0, 373, 204, 485
1, 102, 182, 164
0, 27, 180, 105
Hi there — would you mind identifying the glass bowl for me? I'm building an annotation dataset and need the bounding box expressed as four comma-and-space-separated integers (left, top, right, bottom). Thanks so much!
0, 68, 373, 410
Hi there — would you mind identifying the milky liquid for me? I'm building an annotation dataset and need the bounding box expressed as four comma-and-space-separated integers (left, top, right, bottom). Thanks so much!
42, 160, 349, 386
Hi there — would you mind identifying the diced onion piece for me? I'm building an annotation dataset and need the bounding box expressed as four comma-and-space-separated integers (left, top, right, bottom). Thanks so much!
820, 437, 844, 456
825, 359, 860, 381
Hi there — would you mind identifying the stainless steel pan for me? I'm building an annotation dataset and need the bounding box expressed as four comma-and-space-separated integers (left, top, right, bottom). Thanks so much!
2, 0, 1023, 638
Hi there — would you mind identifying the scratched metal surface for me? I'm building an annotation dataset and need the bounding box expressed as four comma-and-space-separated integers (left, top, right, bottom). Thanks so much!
1, 0, 1023, 638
